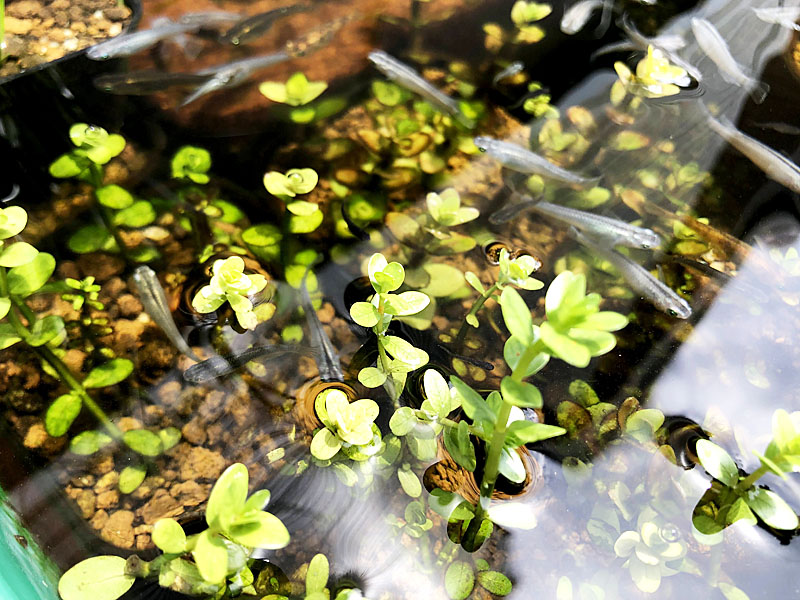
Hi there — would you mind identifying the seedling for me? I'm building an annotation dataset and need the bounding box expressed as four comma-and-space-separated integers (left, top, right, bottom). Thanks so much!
310, 388, 382, 462
171, 145, 212, 184
259, 71, 339, 124
349, 253, 431, 400
58, 463, 290, 600
191, 256, 271, 330
456, 247, 543, 344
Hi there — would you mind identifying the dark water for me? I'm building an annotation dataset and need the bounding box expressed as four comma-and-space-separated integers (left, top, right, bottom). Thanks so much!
3, 0, 800, 599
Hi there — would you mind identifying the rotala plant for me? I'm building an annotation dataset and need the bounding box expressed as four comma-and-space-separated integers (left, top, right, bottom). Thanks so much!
58, 463, 290, 600
424, 271, 628, 550
349, 253, 432, 400
191, 256, 271, 330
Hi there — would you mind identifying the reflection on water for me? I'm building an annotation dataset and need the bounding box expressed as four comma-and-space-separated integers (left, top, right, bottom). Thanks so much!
4, 0, 800, 598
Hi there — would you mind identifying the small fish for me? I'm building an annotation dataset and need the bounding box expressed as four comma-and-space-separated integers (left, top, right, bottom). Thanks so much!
691, 18, 769, 103
94, 71, 213, 95
474, 136, 601, 187
299, 275, 345, 383
667, 255, 769, 304
570, 227, 692, 318
752, 6, 800, 32
132, 266, 201, 361
87, 18, 197, 60
222, 4, 311, 45
560, 0, 605, 35
183, 345, 303, 384
285, 14, 356, 58
492, 61, 525, 86
706, 112, 800, 193
181, 51, 290, 106
178, 11, 243, 28
752, 121, 800, 136
531, 200, 662, 249
489, 194, 542, 225
368, 50, 473, 128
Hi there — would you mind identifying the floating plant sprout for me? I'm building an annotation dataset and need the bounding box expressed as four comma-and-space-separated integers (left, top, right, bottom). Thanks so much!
58, 463, 290, 600
192, 256, 271, 330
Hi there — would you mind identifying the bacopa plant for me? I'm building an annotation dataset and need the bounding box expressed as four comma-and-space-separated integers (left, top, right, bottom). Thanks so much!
310, 388, 382, 462
171, 145, 212, 184
191, 256, 271, 330
58, 463, 290, 600
349, 253, 432, 400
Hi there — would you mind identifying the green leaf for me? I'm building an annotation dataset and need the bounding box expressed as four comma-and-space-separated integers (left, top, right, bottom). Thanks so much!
311, 427, 342, 460
429, 488, 474, 521
477, 571, 512, 596
192, 530, 228, 583
70, 431, 113, 455
158, 427, 181, 450
422, 368, 452, 418
744, 488, 799, 530
506, 421, 565, 446
96, 185, 134, 209
123, 430, 163, 457
68, 224, 112, 254
58, 556, 135, 600
500, 287, 533, 345
7, 252, 56, 296
350, 301, 380, 328
288, 210, 323, 234
83, 358, 133, 388
306, 554, 329, 594
152, 518, 187, 553
26, 315, 65, 347
398, 466, 422, 497
0, 298, 9, 320
286, 200, 320, 216
726, 497, 756, 526
206, 462, 248, 531
499, 447, 526, 482
227, 511, 291, 548
540, 322, 591, 368
389, 406, 418, 436
382, 291, 430, 316
444, 421, 476, 471
244, 489, 271, 512
49, 154, 85, 179
0, 323, 21, 349
119, 464, 147, 494
358, 366, 386, 388
696, 440, 739, 487
465, 271, 485, 294
0, 242, 38, 268
445, 561, 474, 600
171, 146, 211, 182
719, 583, 751, 600
383, 335, 429, 367
500, 377, 542, 408
242, 223, 283, 247
45, 392, 81, 437
451, 376, 495, 424
113, 200, 156, 228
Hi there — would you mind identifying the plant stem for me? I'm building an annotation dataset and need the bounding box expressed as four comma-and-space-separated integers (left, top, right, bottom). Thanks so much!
375, 294, 398, 403
474, 341, 543, 519
734, 464, 768, 493
454, 283, 499, 346
0, 0, 6, 62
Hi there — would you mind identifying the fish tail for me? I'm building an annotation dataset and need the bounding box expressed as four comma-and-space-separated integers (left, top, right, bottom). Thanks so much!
748, 80, 769, 104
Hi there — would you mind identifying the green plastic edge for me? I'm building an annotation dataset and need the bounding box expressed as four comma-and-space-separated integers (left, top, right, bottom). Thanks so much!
0, 485, 60, 600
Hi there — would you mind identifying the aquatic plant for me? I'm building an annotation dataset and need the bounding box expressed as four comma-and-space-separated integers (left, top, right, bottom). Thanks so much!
692, 409, 800, 535
191, 256, 271, 330
171, 145, 212, 184
611, 45, 690, 105
482, 1, 551, 52
0, 0, 5, 64
261, 167, 322, 236
310, 388, 382, 461
444, 559, 513, 599
58, 463, 290, 600
456, 247, 543, 344
349, 253, 432, 400
49, 124, 160, 262
386, 188, 479, 257
259, 71, 336, 124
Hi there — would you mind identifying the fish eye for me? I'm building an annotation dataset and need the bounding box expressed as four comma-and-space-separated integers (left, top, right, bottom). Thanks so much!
668, 309, 678, 316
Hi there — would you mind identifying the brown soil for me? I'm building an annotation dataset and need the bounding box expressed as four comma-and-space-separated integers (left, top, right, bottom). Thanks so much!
0, 0, 133, 79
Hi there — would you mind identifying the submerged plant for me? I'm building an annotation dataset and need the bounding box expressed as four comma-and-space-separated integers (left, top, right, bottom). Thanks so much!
349, 253, 431, 400
171, 145, 212, 184
191, 256, 271, 330
612, 45, 690, 105
692, 409, 800, 536
310, 388, 382, 462
259, 71, 334, 123
58, 463, 290, 600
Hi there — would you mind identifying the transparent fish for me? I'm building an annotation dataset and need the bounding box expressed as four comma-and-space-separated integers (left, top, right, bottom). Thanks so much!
752, 121, 800, 136
691, 18, 768, 103
132, 266, 201, 361
181, 51, 290, 106
707, 112, 800, 193
531, 200, 662, 249
94, 71, 214, 95
183, 345, 304, 384
488, 193, 542, 225
299, 275, 344, 383
178, 11, 243, 28
284, 14, 355, 58
492, 61, 524, 86
87, 17, 198, 60
221, 4, 311, 45
752, 6, 800, 32
474, 136, 601, 187
560, 0, 609, 35
570, 227, 692, 318
368, 50, 473, 128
